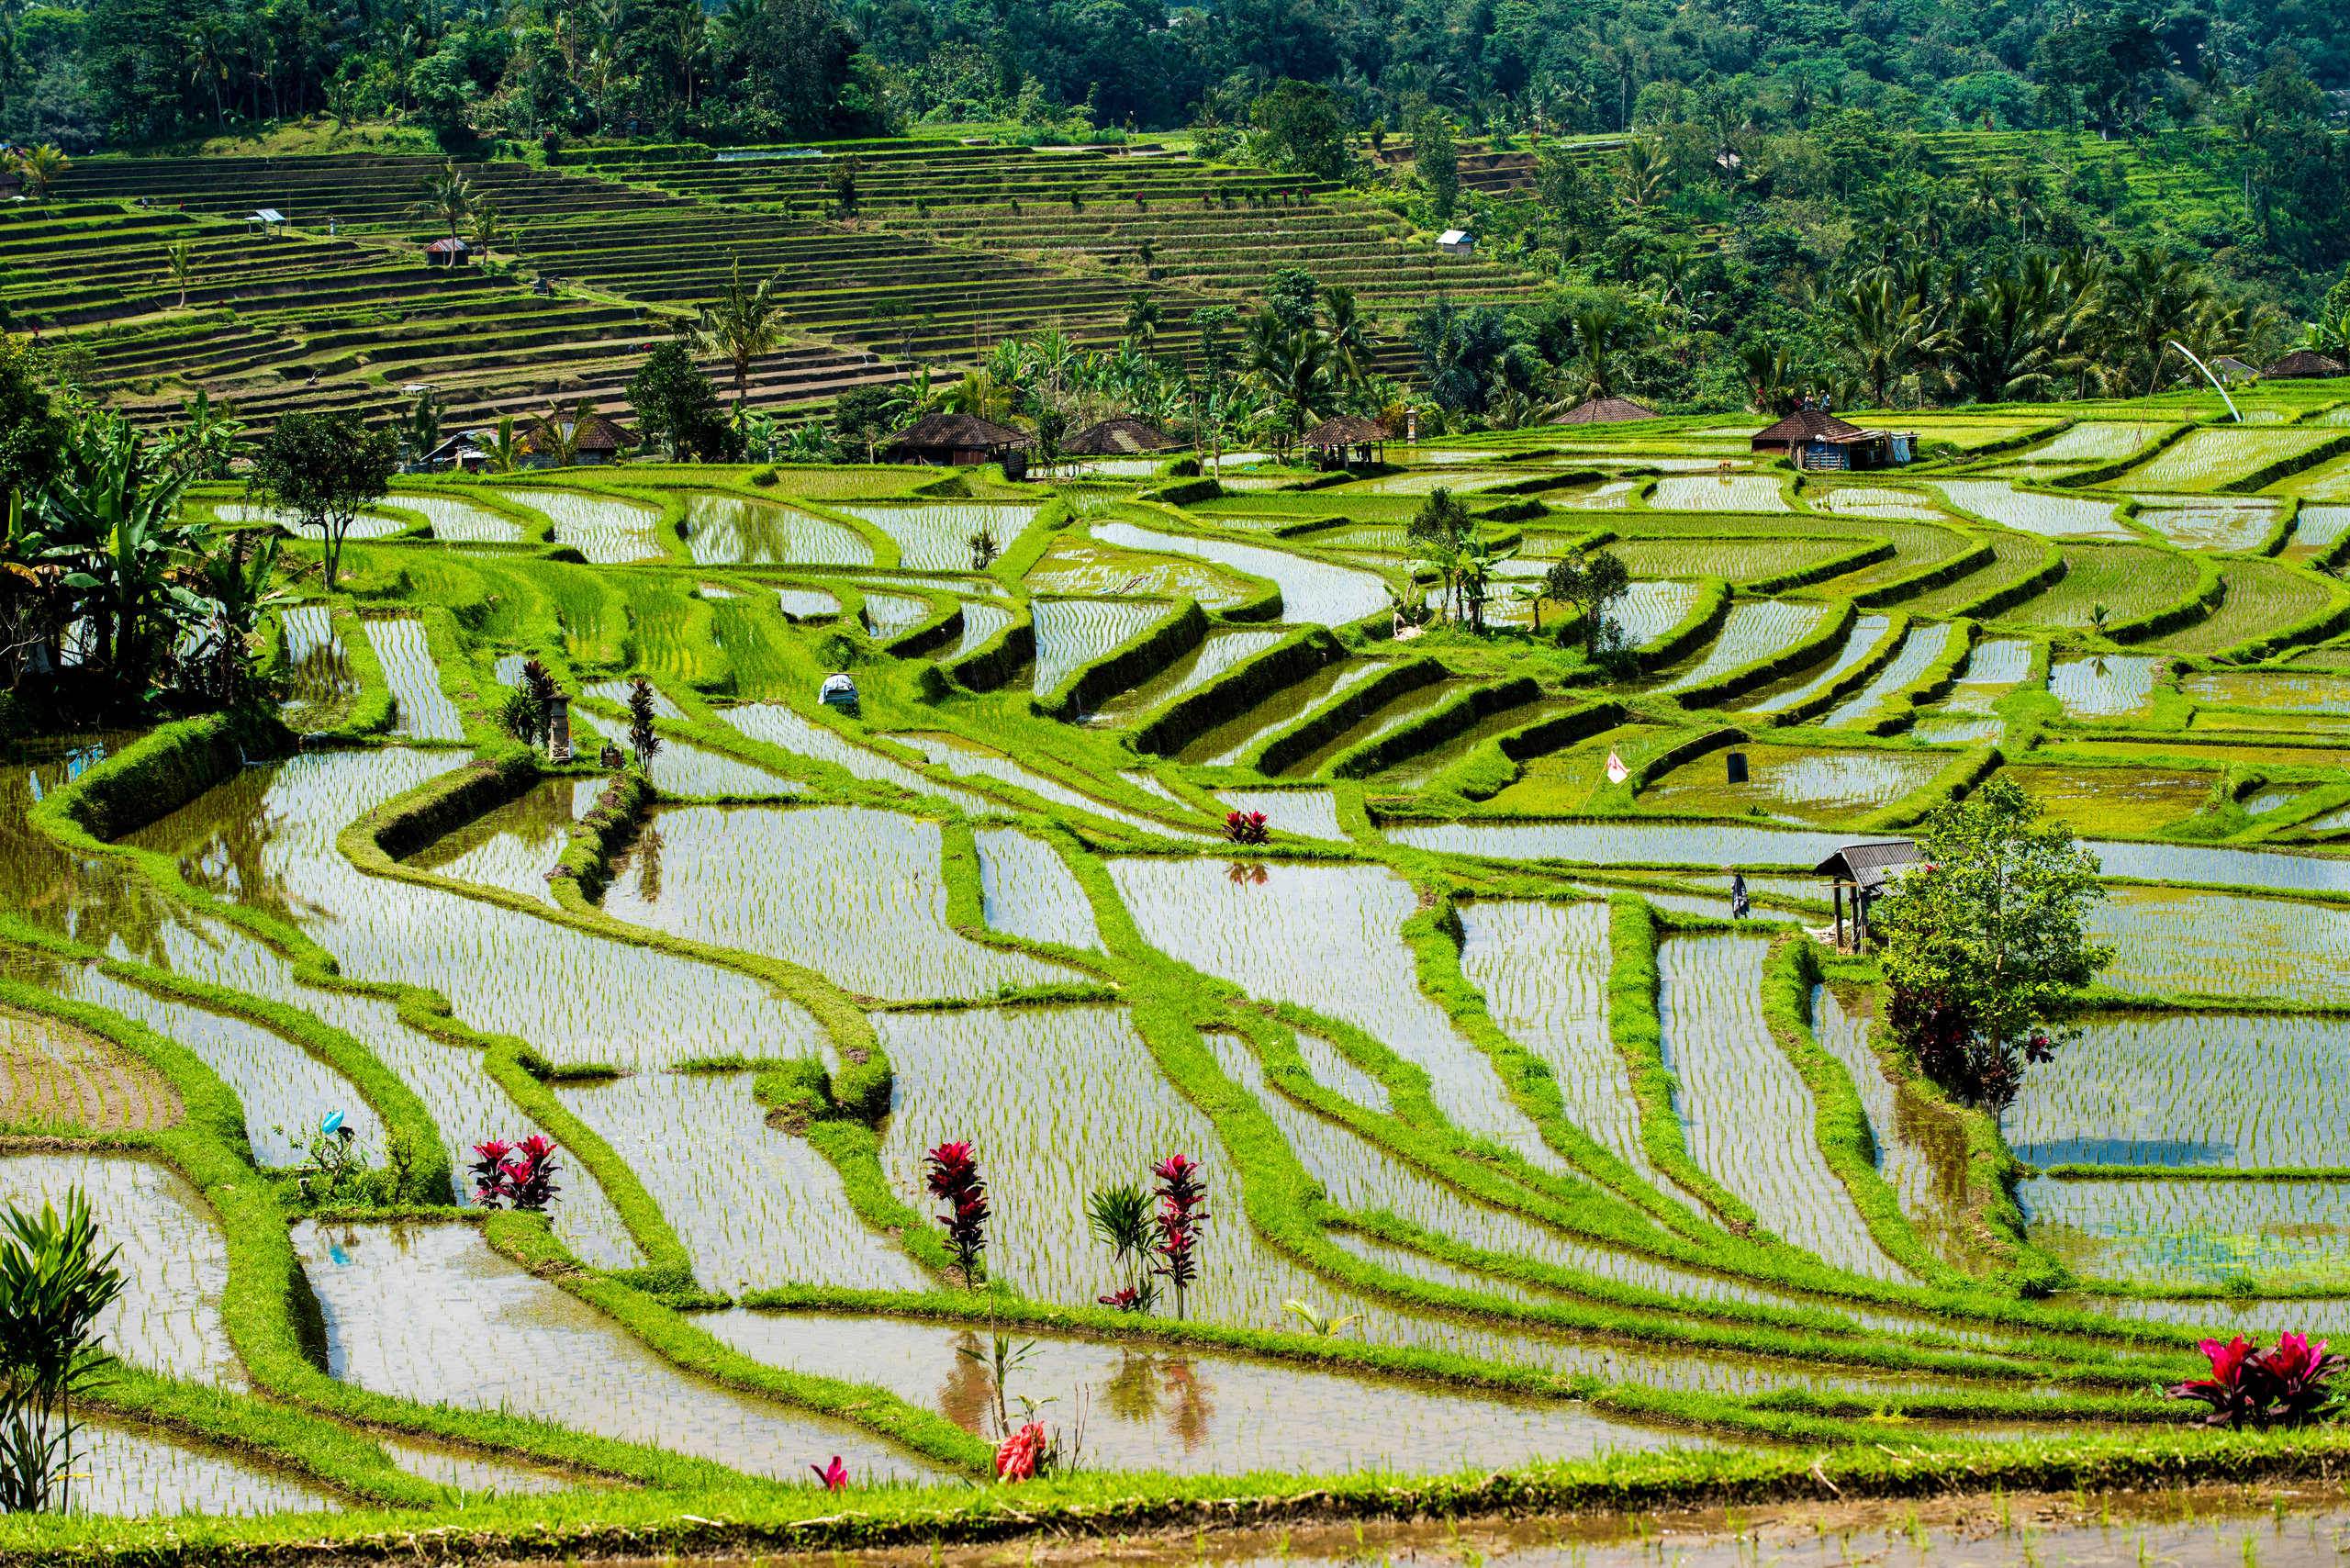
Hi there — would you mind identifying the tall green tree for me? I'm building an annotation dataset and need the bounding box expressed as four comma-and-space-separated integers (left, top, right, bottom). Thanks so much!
1875, 776, 2113, 1109
694, 254, 791, 406
246, 410, 397, 588
1541, 548, 1632, 656
1413, 111, 1460, 224
626, 342, 732, 461
28, 413, 207, 693
1249, 78, 1350, 181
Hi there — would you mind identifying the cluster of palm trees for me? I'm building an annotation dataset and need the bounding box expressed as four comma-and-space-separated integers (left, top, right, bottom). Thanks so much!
1807, 245, 2287, 409
406, 162, 516, 265
5, 144, 67, 199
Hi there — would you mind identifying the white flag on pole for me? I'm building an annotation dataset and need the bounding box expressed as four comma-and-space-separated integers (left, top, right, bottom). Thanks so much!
1605, 750, 1628, 784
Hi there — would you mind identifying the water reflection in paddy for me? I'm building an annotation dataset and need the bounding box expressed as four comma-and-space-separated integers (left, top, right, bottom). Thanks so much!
705, 1311, 1724, 1474
295, 1220, 945, 1483
599, 804, 1080, 1000
72, 1420, 343, 1516
407, 776, 602, 905
974, 827, 1100, 949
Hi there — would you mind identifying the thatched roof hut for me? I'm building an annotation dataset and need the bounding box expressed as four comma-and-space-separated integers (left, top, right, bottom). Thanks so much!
1554, 397, 1660, 425
2264, 349, 2344, 380
882, 412, 1031, 465
1300, 414, 1387, 465
1061, 418, 1179, 456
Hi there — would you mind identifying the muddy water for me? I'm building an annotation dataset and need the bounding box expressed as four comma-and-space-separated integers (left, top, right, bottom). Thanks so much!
715, 704, 989, 812
893, 733, 1214, 839
294, 1220, 946, 1484
276, 606, 358, 733
704, 1310, 1722, 1475
408, 776, 603, 905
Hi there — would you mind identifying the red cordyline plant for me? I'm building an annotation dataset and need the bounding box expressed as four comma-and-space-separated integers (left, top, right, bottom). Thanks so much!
994, 1422, 1051, 1482
924, 1141, 989, 1288
2165, 1332, 2345, 1428
1223, 810, 1270, 846
811, 1455, 849, 1492
469, 1136, 561, 1211
1150, 1153, 1209, 1320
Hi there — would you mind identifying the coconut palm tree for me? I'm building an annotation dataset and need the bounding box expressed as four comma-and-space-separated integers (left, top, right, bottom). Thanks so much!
10, 144, 69, 199
1618, 138, 1669, 210
1568, 301, 1651, 401
1929, 266, 2068, 405
693, 254, 790, 406
1827, 274, 1924, 410
163, 237, 194, 308
184, 17, 231, 126
1320, 286, 1376, 386
2100, 245, 2215, 397
408, 160, 474, 245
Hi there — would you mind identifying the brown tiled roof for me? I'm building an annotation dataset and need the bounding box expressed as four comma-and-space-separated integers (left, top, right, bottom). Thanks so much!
1554, 397, 1660, 425
1062, 417, 1179, 455
520, 412, 636, 453
1751, 408, 1869, 445
2264, 349, 2344, 379
1301, 415, 1387, 446
885, 412, 1030, 449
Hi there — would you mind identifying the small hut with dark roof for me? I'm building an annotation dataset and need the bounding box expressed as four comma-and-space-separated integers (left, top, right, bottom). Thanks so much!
520, 411, 637, 467
2264, 349, 2345, 380
1300, 414, 1387, 465
881, 412, 1031, 466
1061, 417, 1179, 456
1751, 407, 1896, 471
1554, 396, 1660, 425
1814, 839, 1922, 949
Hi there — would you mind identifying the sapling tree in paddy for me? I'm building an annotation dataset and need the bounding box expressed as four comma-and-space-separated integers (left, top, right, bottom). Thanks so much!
1874, 776, 2113, 1109
625, 675, 664, 772
0, 1186, 124, 1515
245, 410, 397, 589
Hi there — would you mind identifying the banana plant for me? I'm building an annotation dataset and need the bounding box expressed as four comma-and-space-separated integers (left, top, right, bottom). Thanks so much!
29, 415, 206, 692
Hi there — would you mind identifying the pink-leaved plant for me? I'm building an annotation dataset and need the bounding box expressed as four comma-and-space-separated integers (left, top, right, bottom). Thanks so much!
1149, 1153, 1209, 1321
924, 1140, 989, 1288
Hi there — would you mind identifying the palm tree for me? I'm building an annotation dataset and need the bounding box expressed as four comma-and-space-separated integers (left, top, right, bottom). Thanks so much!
1122, 292, 1161, 351
1320, 286, 1376, 386
530, 399, 595, 466
1929, 267, 2066, 405
163, 237, 194, 308
693, 254, 790, 406
672, 9, 706, 111
467, 200, 507, 267
942, 368, 1017, 422
1568, 302, 1651, 400
11, 143, 69, 199
1619, 138, 1669, 210
1244, 314, 1335, 428
483, 416, 526, 474
1826, 274, 1922, 410
184, 17, 230, 126
2100, 245, 2214, 396
408, 160, 474, 245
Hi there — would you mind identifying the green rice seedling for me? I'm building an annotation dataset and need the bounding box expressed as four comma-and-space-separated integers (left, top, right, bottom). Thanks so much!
294, 1220, 946, 1481
833, 503, 1044, 573
892, 733, 1211, 838
2046, 655, 2167, 717
2182, 669, 2350, 711
2130, 497, 2279, 553
1545, 479, 1639, 510
2009, 422, 2175, 466
554, 1070, 929, 1294
582, 678, 684, 718
1279, 680, 1470, 778
1091, 521, 1389, 626
1091, 629, 1287, 726
61, 1417, 344, 1516
946, 599, 1017, 662
974, 828, 1100, 950
1331, 470, 1525, 496
716, 705, 990, 811
1992, 765, 2213, 835
274, 606, 358, 731
1614, 538, 1852, 584
2116, 429, 2342, 493
704, 1305, 1708, 1472
2275, 454, 2350, 501
682, 492, 873, 568
2156, 560, 2341, 657
361, 616, 465, 742
384, 491, 525, 543
0, 1155, 234, 1387
1999, 544, 2199, 629
495, 487, 666, 564
1030, 598, 1169, 697
1105, 858, 1561, 1171
1455, 900, 1685, 1204
2009, 1009, 2350, 1168
1211, 789, 1343, 840
861, 589, 936, 641
1173, 660, 1390, 767
207, 502, 409, 541
1931, 480, 2135, 540
1651, 600, 1831, 696
1639, 745, 1947, 825
1651, 476, 1790, 512
407, 776, 604, 906
2047, 739, 2350, 768
1822, 623, 1954, 728
2015, 1175, 2350, 1290
2282, 504, 2350, 562
1741, 616, 1892, 715
1653, 935, 1911, 1280
1814, 488, 1954, 524
1375, 698, 1577, 791
601, 803, 1080, 1000
573, 709, 800, 797
1383, 821, 1844, 866
1808, 989, 1974, 1271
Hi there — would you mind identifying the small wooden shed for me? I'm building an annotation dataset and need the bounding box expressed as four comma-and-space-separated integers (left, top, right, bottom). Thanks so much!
423, 237, 470, 267
2263, 349, 2344, 380
1751, 407, 1894, 471
1438, 229, 1475, 254
1300, 414, 1386, 466
1813, 839, 1921, 950
881, 412, 1031, 466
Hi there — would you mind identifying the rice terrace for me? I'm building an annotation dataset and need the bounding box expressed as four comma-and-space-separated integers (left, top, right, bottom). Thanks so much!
17, 10, 2350, 1561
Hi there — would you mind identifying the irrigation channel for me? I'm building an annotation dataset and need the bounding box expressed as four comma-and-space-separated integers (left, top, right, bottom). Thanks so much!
10, 399, 2350, 1548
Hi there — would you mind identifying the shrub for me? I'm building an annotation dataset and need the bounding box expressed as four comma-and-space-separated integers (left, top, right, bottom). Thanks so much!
2165, 1333, 2344, 1428
469, 1136, 562, 1211
1150, 1153, 1208, 1320
1223, 809, 1270, 845
924, 1140, 989, 1287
